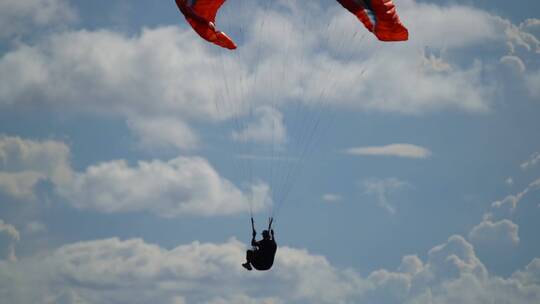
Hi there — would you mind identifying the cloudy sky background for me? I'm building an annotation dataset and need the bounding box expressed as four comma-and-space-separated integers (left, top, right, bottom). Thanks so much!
1, 0, 539, 303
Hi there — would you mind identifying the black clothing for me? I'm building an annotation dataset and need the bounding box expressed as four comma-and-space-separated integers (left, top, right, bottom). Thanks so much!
246, 238, 277, 271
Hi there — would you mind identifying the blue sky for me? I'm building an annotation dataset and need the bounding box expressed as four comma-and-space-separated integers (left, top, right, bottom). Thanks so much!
0, 0, 539, 303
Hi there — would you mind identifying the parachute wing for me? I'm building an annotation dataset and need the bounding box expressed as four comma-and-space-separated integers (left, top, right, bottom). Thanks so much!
175, 0, 237, 50
191, 0, 226, 22
336, 0, 408, 41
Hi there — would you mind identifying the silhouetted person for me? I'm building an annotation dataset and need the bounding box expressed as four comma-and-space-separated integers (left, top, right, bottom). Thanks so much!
242, 219, 277, 271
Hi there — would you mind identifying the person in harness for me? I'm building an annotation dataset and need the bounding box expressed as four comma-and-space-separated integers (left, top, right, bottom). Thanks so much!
242, 218, 277, 271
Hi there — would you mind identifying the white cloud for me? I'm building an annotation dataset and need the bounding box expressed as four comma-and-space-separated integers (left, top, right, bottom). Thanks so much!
0, 135, 72, 199
127, 116, 199, 150
0, 220, 20, 242
0, 136, 268, 217
362, 178, 409, 214
398, 255, 424, 276
345, 144, 431, 159
421, 50, 452, 73
0, 0, 533, 152
0, 27, 233, 152
468, 219, 520, 248
0, 0, 76, 38
504, 17, 540, 54
425, 235, 488, 281
522, 18, 540, 30
399, 1, 500, 48
0, 219, 20, 261
0, 135, 72, 180
498, 17, 540, 99
320, 0, 510, 114
56, 156, 269, 217
491, 189, 528, 212
500, 55, 526, 73
489, 178, 540, 218
232, 106, 287, 146
0, 171, 44, 199
2, 234, 540, 303
361, 235, 530, 303
265, 2, 537, 116
521, 152, 540, 170
512, 258, 540, 286
0, 237, 368, 304
322, 193, 342, 203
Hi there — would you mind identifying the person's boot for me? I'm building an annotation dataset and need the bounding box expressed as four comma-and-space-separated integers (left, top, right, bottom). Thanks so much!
242, 262, 252, 271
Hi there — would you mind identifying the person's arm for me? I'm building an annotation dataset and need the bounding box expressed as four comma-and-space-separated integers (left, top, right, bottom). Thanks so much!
271, 229, 275, 242
251, 228, 257, 247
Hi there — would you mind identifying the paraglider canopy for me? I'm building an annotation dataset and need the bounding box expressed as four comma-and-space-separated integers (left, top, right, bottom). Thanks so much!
174, 0, 408, 49
175, 0, 237, 49
336, 0, 408, 41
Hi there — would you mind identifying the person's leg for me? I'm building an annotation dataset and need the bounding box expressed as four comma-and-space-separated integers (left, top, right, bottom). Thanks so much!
242, 250, 253, 270
246, 250, 254, 262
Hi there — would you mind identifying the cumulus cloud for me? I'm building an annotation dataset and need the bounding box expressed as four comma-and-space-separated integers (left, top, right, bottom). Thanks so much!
491, 189, 529, 212
56, 156, 269, 217
345, 144, 431, 159
0, 171, 44, 199
425, 235, 488, 281
522, 19, 540, 30
421, 50, 452, 73
0, 1, 535, 161
127, 116, 199, 150
0, 27, 234, 152
322, 0, 521, 114
0, 136, 267, 217
0, 237, 368, 304
512, 258, 540, 286
0, 220, 20, 242
0, 0, 76, 38
0, 219, 20, 261
0, 0, 532, 151
469, 219, 520, 248
2, 234, 539, 303
362, 178, 409, 214
232, 106, 287, 146
362, 235, 514, 303
503, 17, 540, 54
497, 17, 540, 99
500, 55, 526, 73
0, 135, 72, 199
489, 178, 540, 218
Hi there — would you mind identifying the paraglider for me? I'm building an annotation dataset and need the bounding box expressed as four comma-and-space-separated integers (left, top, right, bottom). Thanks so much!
242, 218, 277, 271
336, 0, 408, 41
171, 1, 407, 271
175, 0, 237, 49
